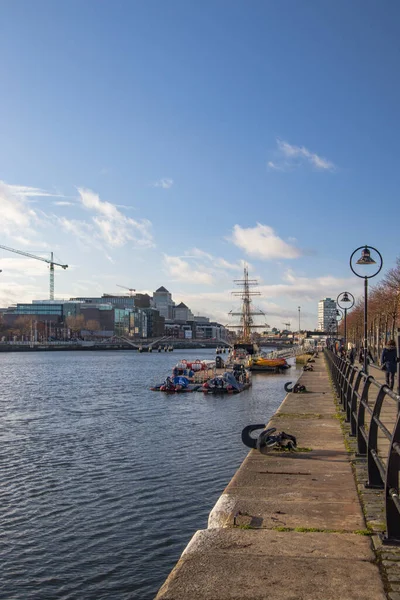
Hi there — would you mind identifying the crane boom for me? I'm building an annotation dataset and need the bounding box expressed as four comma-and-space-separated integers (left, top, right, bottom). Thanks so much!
117, 285, 136, 296
0, 244, 68, 300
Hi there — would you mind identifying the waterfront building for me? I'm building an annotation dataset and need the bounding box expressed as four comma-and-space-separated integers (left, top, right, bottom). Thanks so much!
80, 304, 114, 332
133, 293, 152, 308
318, 298, 337, 331
174, 302, 194, 322
153, 286, 175, 319
70, 295, 135, 309
195, 321, 227, 340
143, 308, 165, 337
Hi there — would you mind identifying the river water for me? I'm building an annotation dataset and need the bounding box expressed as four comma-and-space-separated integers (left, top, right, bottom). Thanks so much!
0, 349, 301, 600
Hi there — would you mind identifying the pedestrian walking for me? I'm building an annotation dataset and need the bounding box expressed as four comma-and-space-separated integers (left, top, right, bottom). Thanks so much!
381, 339, 398, 390
349, 346, 356, 365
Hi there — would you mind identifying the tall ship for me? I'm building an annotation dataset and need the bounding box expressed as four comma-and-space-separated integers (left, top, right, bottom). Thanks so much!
227, 267, 290, 373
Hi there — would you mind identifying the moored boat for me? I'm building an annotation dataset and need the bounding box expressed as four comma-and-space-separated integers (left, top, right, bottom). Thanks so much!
249, 355, 290, 372
151, 375, 202, 393
201, 371, 250, 394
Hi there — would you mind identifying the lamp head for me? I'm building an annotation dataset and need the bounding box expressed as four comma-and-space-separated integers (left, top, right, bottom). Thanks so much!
356, 247, 376, 265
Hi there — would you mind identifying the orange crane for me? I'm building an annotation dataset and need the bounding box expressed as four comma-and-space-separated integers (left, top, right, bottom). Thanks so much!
0, 244, 68, 300
117, 285, 136, 297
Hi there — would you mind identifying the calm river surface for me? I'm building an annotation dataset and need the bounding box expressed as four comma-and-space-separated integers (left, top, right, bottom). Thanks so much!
0, 349, 301, 600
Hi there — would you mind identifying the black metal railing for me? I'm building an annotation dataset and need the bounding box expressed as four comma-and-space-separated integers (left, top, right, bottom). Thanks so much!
325, 348, 400, 545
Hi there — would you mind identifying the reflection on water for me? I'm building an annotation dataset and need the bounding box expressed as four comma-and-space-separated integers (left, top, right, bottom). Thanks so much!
0, 349, 300, 600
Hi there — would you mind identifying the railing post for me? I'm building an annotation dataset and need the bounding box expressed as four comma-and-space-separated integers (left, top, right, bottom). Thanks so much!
356, 375, 373, 455
346, 366, 357, 424
366, 387, 386, 488
350, 370, 363, 437
397, 328, 400, 399
342, 362, 352, 416
383, 412, 400, 545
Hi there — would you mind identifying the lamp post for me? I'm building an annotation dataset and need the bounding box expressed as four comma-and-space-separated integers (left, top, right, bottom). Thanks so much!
298, 306, 301, 333
335, 308, 343, 341
350, 246, 383, 374
337, 292, 355, 353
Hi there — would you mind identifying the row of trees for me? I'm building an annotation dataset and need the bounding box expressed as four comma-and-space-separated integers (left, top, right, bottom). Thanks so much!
0, 314, 101, 341
341, 257, 400, 358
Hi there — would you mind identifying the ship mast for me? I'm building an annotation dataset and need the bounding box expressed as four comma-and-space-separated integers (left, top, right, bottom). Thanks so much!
228, 266, 266, 343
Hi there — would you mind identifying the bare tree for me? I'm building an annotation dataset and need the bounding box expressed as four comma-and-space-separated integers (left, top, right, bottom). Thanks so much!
65, 315, 85, 337
85, 320, 101, 336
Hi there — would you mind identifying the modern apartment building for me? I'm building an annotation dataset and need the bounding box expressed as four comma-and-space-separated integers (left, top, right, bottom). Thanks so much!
318, 298, 337, 331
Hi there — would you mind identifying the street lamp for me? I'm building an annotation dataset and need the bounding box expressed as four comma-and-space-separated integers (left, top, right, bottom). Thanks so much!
337, 292, 355, 353
350, 245, 383, 374
335, 308, 343, 339
298, 306, 301, 332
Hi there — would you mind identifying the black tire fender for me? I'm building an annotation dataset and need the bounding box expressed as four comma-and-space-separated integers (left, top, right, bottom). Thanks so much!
241, 424, 269, 449
256, 427, 278, 451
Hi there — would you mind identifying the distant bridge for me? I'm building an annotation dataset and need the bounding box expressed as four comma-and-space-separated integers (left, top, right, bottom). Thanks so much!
305, 331, 338, 337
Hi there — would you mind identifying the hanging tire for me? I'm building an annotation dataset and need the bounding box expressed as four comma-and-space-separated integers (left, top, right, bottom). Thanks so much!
241, 424, 267, 449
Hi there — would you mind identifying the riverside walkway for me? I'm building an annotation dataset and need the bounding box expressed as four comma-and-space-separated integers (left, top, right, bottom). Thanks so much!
155, 354, 388, 600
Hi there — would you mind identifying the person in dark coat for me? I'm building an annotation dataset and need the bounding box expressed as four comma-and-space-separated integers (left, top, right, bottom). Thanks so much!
381, 340, 398, 390
349, 346, 356, 365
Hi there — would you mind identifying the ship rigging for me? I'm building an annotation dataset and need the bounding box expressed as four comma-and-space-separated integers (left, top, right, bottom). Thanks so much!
228, 266, 267, 344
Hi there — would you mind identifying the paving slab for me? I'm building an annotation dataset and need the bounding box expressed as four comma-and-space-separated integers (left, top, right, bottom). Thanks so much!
181, 528, 375, 559
156, 556, 386, 600
226, 466, 359, 503
156, 531, 386, 600
208, 493, 365, 530
264, 418, 345, 450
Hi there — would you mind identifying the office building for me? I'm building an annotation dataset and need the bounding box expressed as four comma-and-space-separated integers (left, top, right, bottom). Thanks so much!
318, 298, 337, 331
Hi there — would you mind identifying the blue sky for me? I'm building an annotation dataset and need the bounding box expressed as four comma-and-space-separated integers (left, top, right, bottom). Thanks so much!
0, 0, 399, 328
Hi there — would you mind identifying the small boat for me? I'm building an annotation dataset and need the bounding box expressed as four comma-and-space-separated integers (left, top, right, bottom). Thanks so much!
201, 371, 250, 394
151, 360, 215, 392
151, 375, 201, 393
249, 356, 290, 372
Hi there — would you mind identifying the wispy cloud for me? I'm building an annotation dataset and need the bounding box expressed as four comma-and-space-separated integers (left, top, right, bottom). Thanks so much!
163, 254, 214, 285
7, 184, 65, 198
0, 179, 154, 254
0, 180, 40, 240
77, 187, 154, 248
163, 247, 252, 287
184, 248, 249, 272
230, 223, 302, 260
267, 139, 335, 172
152, 178, 174, 189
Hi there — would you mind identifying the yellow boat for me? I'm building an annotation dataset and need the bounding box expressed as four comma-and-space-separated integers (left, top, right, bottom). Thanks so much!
249, 356, 290, 372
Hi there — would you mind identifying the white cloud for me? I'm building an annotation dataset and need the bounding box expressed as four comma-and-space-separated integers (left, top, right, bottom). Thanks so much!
163, 254, 214, 285
76, 187, 154, 248
7, 184, 64, 198
267, 139, 335, 172
1, 179, 154, 256
183, 248, 249, 273
184, 248, 214, 261
230, 223, 301, 260
267, 161, 284, 171
0, 180, 40, 240
152, 178, 174, 189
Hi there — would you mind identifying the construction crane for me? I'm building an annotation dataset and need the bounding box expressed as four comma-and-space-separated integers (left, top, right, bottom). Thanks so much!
117, 285, 136, 297
0, 245, 68, 300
